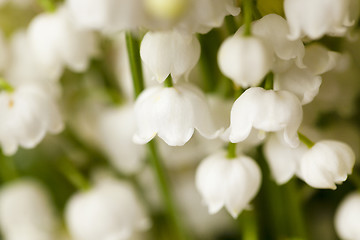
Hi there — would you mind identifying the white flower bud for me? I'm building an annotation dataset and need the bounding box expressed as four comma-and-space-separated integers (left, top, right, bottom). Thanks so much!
0, 179, 59, 238
335, 192, 360, 240
218, 35, 273, 88
133, 83, 221, 146
27, 6, 98, 80
195, 151, 261, 218
65, 179, 150, 240
227, 87, 303, 148
299, 140, 355, 189
285, 0, 354, 40
140, 30, 200, 83
97, 104, 146, 175
0, 85, 63, 156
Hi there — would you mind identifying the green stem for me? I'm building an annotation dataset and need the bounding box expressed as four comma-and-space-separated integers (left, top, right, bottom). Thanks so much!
0, 78, 14, 93
147, 140, 187, 240
263, 72, 274, 90
227, 142, 237, 159
164, 75, 174, 88
57, 158, 91, 191
282, 179, 307, 239
240, 210, 259, 240
243, 0, 253, 36
126, 31, 188, 240
297, 132, 315, 148
125, 32, 145, 97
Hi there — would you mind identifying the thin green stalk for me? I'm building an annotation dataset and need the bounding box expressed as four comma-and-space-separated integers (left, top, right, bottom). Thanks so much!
227, 142, 237, 159
164, 75, 174, 88
125, 32, 145, 97
243, 0, 253, 36
240, 210, 259, 240
298, 132, 315, 148
126, 31, 188, 240
263, 72, 274, 90
282, 179, 307, 239
57, 158, 90, 191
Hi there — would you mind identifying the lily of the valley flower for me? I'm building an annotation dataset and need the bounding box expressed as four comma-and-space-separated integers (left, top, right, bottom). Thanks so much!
65, 179, 150, 240
284, 0, 354, 40
27, 6, 98, 80
298, 140, 355, 189
0, 84, 63, 156
264, 134, 307, 185
133, 83, 221, 146
303, 43, 340, 75
195, 151, 261, 218
0, 179, 60, 240
335, 192, 360, 240
218, 35, 273, 88
140, 30, 200, 83
227, 87, 303, 148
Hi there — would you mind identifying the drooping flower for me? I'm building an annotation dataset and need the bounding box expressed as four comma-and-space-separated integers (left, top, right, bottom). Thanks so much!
227, 87, 303, 148
284, 0, 354, 40
27, 5, 98, 80
65, 179, 150, 240
264, 134, 308, 185
97, 104, 146, 175
0, 179, 60, 240
195, 151, 261, 218
140, 30, 200, 83
334, 192, 360, 240
218, 35, 273, 88
0, 84, 64, 156
298, 140, 355, 189
133, 83, 221, 146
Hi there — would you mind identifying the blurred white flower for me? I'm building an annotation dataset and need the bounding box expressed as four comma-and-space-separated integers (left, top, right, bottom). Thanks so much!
27, 6, 98, 80
218, 35, 273, 88
250, 14, 305, 66
67, 0, 143, 33
284, 0, 354, 40
0, 179, 60, 239
303, 43, 341, 75
298, 140, 355, 189
227, 87, 303, 148
97, 104, 146, 175
195, 151, 261, 218
133, 83, 221, 146
0, 84, 63, 155
65, 179, 150, 240
335, 192, 360, 240
144, 0, 189, 20
140, 30, 200, 83
264, 134, 307, 184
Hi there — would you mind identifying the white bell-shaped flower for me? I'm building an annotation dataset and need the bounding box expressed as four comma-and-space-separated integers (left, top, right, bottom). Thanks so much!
65, 179, 151, 240
334, 192, 360, 240
303, 43, 340, 75
195, 151, 261, 218
67, 0, 143, 32
251, 14, 305, 66
227, 87, 303, 148
264, 134, 307, 185
27, 6, 98, 80
274, 62, 322, 105
97, 104, 146, 175
0, 84, 63, 156
218, 35, 273, 88
140, 30, 200, 83
0, 179, 60, 239
299, 140, 355, 189
133, 83, 221, 146
284, 0, 354, 40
